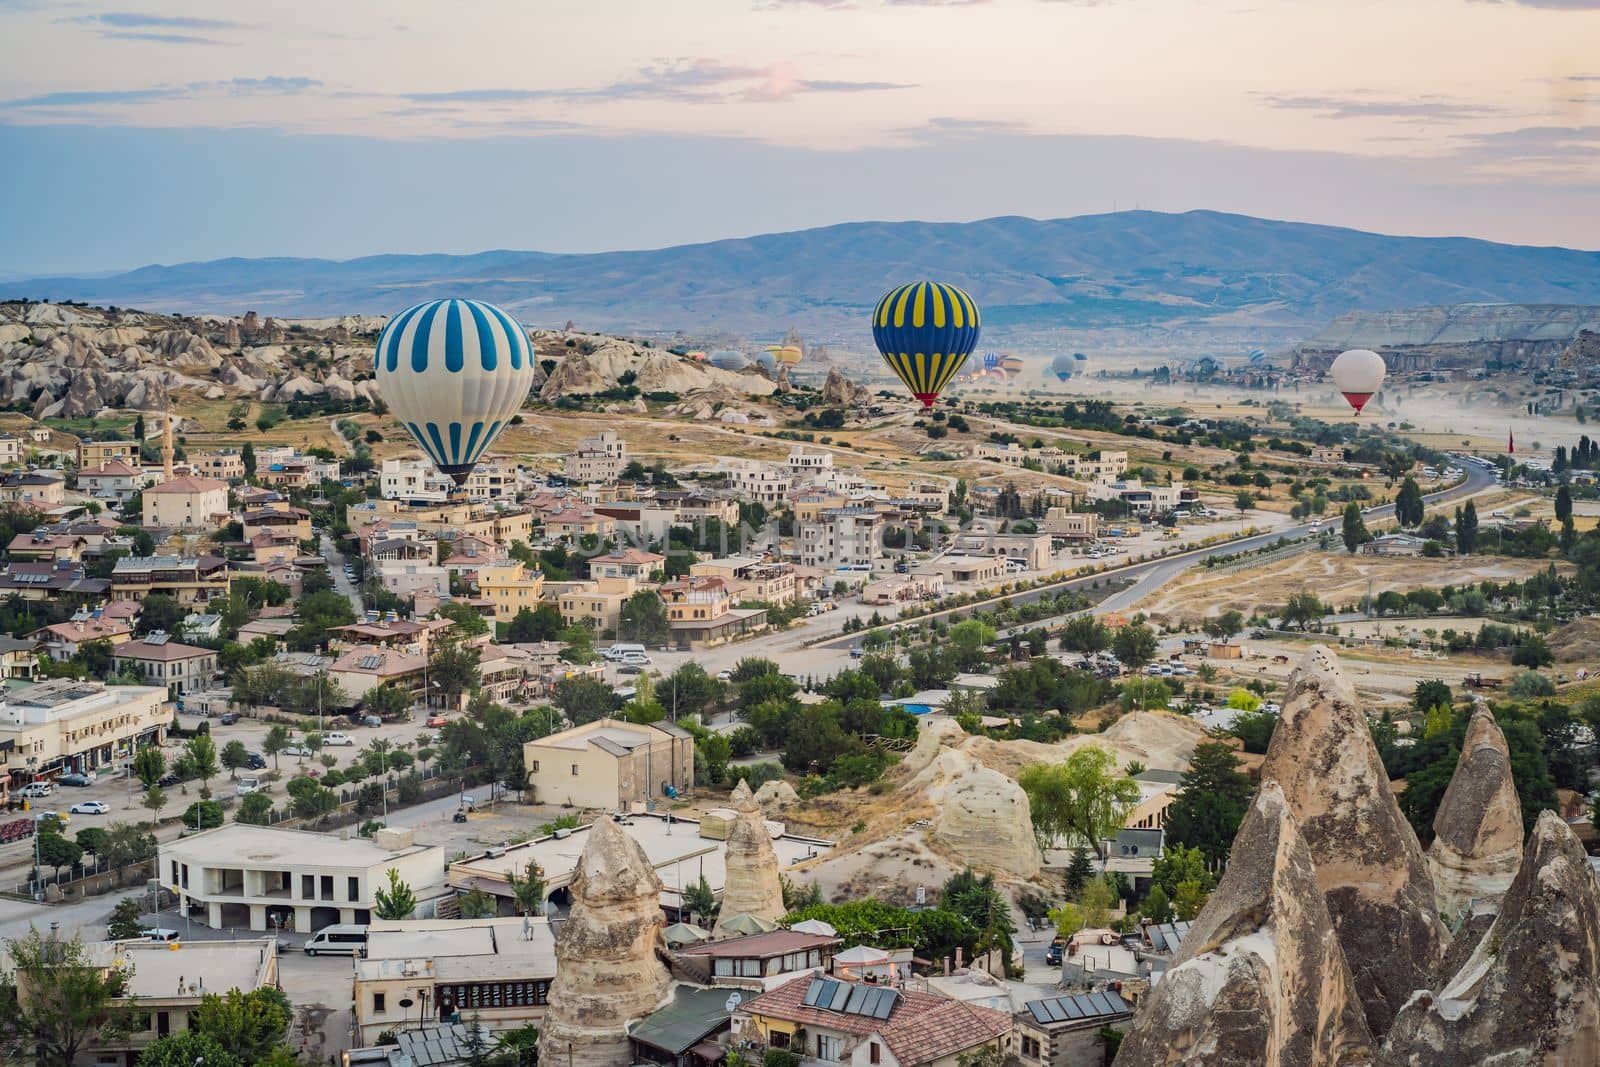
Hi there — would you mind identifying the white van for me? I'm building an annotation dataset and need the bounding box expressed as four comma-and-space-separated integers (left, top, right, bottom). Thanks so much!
146, 928, 182, 942
604, 643, 646, 662
303, 924, 368, 957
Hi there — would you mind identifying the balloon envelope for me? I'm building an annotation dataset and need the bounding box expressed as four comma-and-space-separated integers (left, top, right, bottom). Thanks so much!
1050, 354, 1074, 382
1001, 354, 1024, 377
374, 298, 536, 486
871, 281, 981, 408
1331, 348, 1386, 414
710, 349, 749, 371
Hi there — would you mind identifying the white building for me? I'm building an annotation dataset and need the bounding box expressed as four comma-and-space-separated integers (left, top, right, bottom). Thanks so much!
798, 508, 885, 571
564, 430, 627, 484
142, 475, 229, 530
375, 558, 450, 598
382, 455, 518, 502
0, 678, 167, 781
726, 460, 793, 507
160, 824, 449, 932
78, 459, 163, 504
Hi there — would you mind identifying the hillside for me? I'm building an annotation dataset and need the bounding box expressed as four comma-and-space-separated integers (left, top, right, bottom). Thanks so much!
7, 212, 1599, 345
1293, 304, 1600, 371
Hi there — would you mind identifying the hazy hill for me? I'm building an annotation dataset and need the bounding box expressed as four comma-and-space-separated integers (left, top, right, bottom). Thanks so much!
7, 211, 1600, 341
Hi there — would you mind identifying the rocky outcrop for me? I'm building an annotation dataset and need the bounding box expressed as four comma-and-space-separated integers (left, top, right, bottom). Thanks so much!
1115, 783, 1374, 1067
534, 336, 775, 402
912, 747, 1042, 879
822, 366, 868, 407
1380, 812, 1600, 1066
753, 779, 799, 812
1427, 706, 1522, 921
539, 817, 672, 1067
713, 780, 787, 937
1261, 646, 1448, 1038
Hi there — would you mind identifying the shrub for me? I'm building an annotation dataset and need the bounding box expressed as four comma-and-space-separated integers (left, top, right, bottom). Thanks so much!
181, 800, 224, 830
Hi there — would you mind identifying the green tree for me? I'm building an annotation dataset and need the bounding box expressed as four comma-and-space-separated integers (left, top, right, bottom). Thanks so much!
505, 603, 563, 643
373, 867, 418, 920
363, 682, 412, 719
1017, 747, 1140, 856
618, 590, 669, 645
683, 874, 717, 926
136, 1031, 241, 1067
74, 826, 109, 862
106, 897, 147, 940
553, 676, 615, 725
947, 619, 998, 671
1141, 884, 1172, 924
132, 745, 166, 790
1059, 615, 1111, 654
262, 724, 290, 770
141, 784, 167, 827
430, 638, 481, 710
184, 734, 219, 793
220, 739, 250, 779
1412, 678, 1453, 714
241, 441, 256, 477
1280, 590, 1325, 631
1063, 846, 1094, 896
1341, 501, 1370, 553
101, 822, 157, 874
1394, 476, 1425, 527
37, 831, 82, 879
1173, 879, 1210, 921
1203, 610, 1245, 645
1151, 844, 1214, 898
0, 927, 137, 1066
1112, 622, 1158, 671
236, 792, 273, 825
286, 589, 357, 651
458, 889, 498, 919
504, 859, 546, 917
941, 868, 1017, 962
436, 599, 490, 637
187, 987, 294, 1065
1161, 742, 1253, 865
1455, 499, 1479, 553
1556, 484, 1573, 525
1077, 877, 1116, 931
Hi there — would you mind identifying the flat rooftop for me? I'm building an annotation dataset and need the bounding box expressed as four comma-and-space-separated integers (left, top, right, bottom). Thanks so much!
538, 724, 654, 752
448, 814, 831, 909
90, 939, 274, 1000
360, 918, 556, 982
162, 824, 441, 870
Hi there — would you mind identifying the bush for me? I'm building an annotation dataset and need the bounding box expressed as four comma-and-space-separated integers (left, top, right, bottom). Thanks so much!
764, 1050, 802, 1067
1508, 670, 1556, 698
181, 800, 224, 830
730, 761, 784, 790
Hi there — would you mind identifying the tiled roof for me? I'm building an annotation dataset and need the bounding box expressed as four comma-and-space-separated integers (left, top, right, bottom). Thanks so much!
115, 638, 214, 662
741, 975, 1012, 1065
146, 475, 228, 495
677, 930, 837, 958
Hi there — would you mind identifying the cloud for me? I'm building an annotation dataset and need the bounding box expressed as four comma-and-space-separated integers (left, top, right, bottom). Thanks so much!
81, 12, 246, 29
6, 77, 322, 109
798, 79, 913, 92
1455, 124, 1600, 158
1260, 93, 1502, 122
101, 31, 226, 44
7, 87, 183, 107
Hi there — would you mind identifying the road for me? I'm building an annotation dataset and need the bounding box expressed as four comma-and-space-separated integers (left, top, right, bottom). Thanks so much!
321, 531, 366, 616
814, 463, 1499, 650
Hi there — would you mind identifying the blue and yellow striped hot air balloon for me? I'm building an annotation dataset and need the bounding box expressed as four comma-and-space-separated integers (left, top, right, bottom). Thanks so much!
871, 281, 981, 409
373, 298, 537, 486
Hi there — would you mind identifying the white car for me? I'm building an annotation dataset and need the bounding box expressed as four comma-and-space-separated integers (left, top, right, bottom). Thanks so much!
236, 778, 263, 796
324, 733, 356, 747
69, 801, 109, 815
716, 669, 732, 682
281, 744, 313, 757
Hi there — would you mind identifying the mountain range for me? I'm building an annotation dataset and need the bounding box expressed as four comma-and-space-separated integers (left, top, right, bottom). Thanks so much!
7, 210, 1600, 346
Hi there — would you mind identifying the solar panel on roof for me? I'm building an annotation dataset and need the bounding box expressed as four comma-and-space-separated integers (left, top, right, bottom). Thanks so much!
359, 655, 381, 669
827, 982, 850, 1011
873, 989, 898, 1019
802, 979, 828, 1007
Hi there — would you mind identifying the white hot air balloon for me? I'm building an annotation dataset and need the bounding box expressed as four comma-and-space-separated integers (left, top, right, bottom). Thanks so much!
374, 298, 537, 485
1330, 348, 1386, 416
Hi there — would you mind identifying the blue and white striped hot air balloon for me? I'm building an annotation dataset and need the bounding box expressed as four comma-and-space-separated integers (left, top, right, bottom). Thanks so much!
373, 298, 536, 486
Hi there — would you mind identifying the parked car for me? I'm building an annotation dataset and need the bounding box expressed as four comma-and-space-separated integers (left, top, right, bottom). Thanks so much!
1046, 936, 1067, 966
325, 733, 355, 747
69, 801, 109, 815
618, 665, 642, 676
33, 810, 68, 825
281, 745, 312, 757
245, 753, 267, 770
56, 773, 92, 788
16, 782, 52, 799
219, 712, 239, 726
716, 669, 732, 682
236, 778, 263, 797
425, 715, 448, 728
360, 715, 383, 728
158, 772, 180, 788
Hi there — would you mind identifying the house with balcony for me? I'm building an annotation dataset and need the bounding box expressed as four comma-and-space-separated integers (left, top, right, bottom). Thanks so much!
690, 556, 798, 606
77, 458, 161, 505
659, 576, 766, 648
589, 548, 665, 581
112, 633, 219, 697
0, 678, 167, 781
475, 560, 548, 623
110, 555, 230, 605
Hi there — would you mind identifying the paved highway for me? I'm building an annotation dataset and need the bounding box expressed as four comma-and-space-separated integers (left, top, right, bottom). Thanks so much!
815, 463, 1500, 649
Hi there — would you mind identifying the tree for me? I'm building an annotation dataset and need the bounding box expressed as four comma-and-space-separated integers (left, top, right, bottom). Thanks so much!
182, 800, 225, 830
186, 987, 294, 1065
505, 603, 563, 643
74, 827, 109, 863
286, 589, 357, 651
141, 784, 167, 827
1141, 884, 1173, 924
683, 874, 717, 925
288, 781, 337, 823
241, 441, 257, 477
101, 822, 157, 874
0, 927, 137, 1066
430, 638, 481, 710
363, 683, 411, 720
1063, 847, 1095, 896
1412, 679, 1452, 715
458, 889, 498, 919
1556, 484, 1573, 525
132, 745, 166, 790
504, 859, 546, 917
262, 724, 290, 770
1512, 635, 1554, 669
1151, 844, 1214, 898
1059, 615, 1111, 654
220, 739, 250, 779
1341, 502, 1370, 553
1161, 742, 1253, 865
664, 661, 723, 720
106, 897, 147, 940
185, 734, 219, 793
1235, 490, 1256, 513
436, 599, 490, 637
1173, 879, 1210, 921
373, 867, 418, 920
1280, 590, 1325, 631
1395, 476, 1425, 527
618, 590, 669, 645
1017, 747, 1140, 857
37, 832, 82, 880
1203, 609, 1244, 645
941, 868, 1017, 962
1077, 877, 1116, 931
1455, 499, 1479, 553
236, 792, 273, 825
553, 676, 614, 726
1112, 622, 1158, 671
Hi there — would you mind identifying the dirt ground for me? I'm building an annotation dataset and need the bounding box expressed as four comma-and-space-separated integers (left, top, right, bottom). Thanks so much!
1207, 638, 1510, 709
1139, 550, 1569, 626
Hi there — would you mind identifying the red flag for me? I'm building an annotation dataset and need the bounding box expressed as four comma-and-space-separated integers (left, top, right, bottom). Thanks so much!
1508, 429, 1515, 455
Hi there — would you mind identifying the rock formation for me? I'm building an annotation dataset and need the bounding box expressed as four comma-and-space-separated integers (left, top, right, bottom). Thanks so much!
1380, 812, 1600, 1065
822, 366, 868, 406
753, 778, 799, 812
911, 746, 1042, 879
539, 817, 672, 1067
1260, 646, 1448, 1037
713, 780, 786, 937
1426, 705, 1522, 921
1115, 783, 1374, 1067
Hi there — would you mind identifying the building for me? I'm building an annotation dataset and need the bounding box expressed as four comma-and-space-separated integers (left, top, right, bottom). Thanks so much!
799, 508, 885, 571
659, 577, 768, 648
242, 504, 312, 543
375, 558, 451, 598
1011, 991, 1134, 1067
7, 530, 87, 562
1361, 533, 1431, 557
788, 447, 834, 478
0, 560, 108, 601
952, 531, 1053, 571
1042, 509, 1098, 542
0, 433, 21, 467
673, 929, 841, 992
0, 470, 66, 506
112, 634, 219, 697
690, 556, 798, 606
77, 459, 160, 504
475, 560, 548, 622
1310, 446, 1347, 464
191, 449, 247, 481
733, 974, 1013, 1067
589, 548, 666, 581
541, 506, 616, 544
565, 430, 627, 484
328, 617, 451, 657
78, 438, 138, 469
329, 645, 429, 708
0, 635, 38, 681
110, 555, 230, 605
142, 475, 229, 529
354, 917, 558, 1044
523, 717, 694, 809
628, 985, 739, 1067
32, 616, 134, 659
159, 824, 448, 932
726, 460, 792, 507
556, 577, 634, 633
0, 678, 166, 782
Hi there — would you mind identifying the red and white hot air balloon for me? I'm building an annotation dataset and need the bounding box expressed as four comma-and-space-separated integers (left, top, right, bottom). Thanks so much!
1330, 348, 1386, 415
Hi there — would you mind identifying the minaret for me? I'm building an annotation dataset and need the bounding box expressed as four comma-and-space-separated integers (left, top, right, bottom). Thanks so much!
162, 410, 174, 478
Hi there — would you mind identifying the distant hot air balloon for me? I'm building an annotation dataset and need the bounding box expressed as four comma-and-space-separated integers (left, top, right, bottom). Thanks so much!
374, 298, 536, 486
1050, 354, 1074, 382
982, 353, 1001, 373
685, 350, 707, 362
1330, 348, 1386, 415
871, 281, 981, 409
1072, 352, 1090, 376
710, 349, 749, 371
1249, 348, 1267, 365
755, 350, 778, 375
1001, 353, 1025, 378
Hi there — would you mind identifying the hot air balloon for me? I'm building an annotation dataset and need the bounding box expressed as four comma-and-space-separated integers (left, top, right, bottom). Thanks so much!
1248, 348, 1267, 365
710, 349, 749, 372
685, 350, 707, 362
871, 281, 981, 409
982, 353, 1001, 373
1072, 352, 1090, 376
1330, 348, 1386, 415
755, 350, 778, 376
1050, 354, 1074, 382
374, 298, 536, 486
1001, 353, 1025, 378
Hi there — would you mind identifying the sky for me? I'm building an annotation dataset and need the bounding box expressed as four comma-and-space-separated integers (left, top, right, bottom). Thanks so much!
1, 0, 1597, 275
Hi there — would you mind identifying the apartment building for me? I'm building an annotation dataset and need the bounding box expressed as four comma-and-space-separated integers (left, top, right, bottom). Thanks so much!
190, 449, 247, 481
78, 459, 161, 504
111, 634, 219, 697
476, 560, 548, 622
354, 918, 558, 1045
1042, 509, 1099, 542
0, 471, 66, 506
690, 556, 798, 605
0, 678, 166, 781
162, 825, 448, 932
659, 576, 767, 647
110, 555, 231, 605
329, 644, 429, 708
564, 430, 627, 484
556, 576, 635, 633
78, 438, 138, 469
798, 508, 885, 571
0, 433, 21, 467
142, 475, 229, 530
587, 548, 664, 581
522, 718, 694, 809
242, 504, 312, 543
726, 460, 792, 507
374, 558, 450, 598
